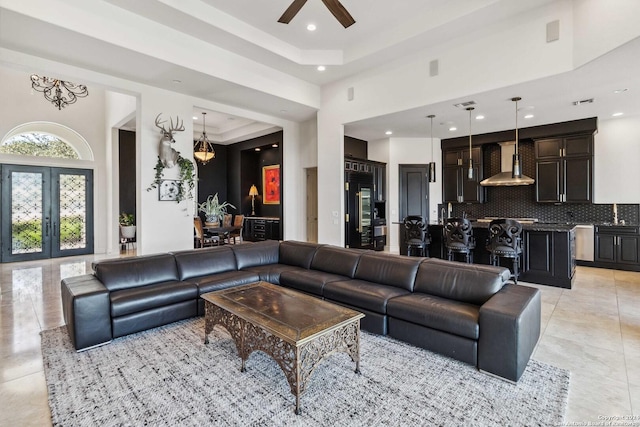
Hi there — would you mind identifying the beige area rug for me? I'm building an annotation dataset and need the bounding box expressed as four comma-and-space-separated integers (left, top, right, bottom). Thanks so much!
41, 318, 569, 426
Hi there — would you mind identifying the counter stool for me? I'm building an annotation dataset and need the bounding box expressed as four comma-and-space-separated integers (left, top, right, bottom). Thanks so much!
403, 215, 430, 257
444, 218, 475, 263
486, 219, 523, 283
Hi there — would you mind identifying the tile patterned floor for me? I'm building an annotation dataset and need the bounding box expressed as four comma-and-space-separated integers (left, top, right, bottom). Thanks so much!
1, 252, 639, 425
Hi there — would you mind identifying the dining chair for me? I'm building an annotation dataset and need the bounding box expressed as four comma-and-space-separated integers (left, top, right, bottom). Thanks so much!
229, 214, 245, 244
222, 213, 233, 227
193, 217, 218, 248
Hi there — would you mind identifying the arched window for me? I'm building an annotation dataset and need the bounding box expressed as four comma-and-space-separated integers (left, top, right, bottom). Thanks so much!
0, 132, 79, 159
1, 121, 94, 161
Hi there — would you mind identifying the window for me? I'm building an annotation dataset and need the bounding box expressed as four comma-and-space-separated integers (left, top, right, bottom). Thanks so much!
0, 132, 79, 159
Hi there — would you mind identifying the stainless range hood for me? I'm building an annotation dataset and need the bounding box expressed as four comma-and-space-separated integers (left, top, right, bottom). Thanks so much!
480, 141, 534, 186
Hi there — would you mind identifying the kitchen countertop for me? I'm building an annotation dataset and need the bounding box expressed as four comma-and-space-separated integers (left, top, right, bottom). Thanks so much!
430, 221, 638, 232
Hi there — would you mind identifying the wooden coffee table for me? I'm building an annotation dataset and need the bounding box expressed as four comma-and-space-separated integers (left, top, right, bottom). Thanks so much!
202, 281, 364, 414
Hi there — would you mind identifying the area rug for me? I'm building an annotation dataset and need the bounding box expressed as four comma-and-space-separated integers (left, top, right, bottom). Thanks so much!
41, 318, 569, 426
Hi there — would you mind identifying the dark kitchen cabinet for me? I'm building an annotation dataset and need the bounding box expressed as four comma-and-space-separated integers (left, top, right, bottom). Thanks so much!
373, 163, 386, 202
442, 147, 483, 203
535, 135, 593, 203
595, 226, 639, 267
520, 229, 576, 288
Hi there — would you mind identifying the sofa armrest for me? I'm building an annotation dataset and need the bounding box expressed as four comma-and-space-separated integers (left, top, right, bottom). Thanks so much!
478, 284, 541, 382
61, 274, 112, 351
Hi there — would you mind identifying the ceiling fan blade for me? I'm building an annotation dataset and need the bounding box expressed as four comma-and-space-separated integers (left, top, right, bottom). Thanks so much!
278, 0, 308, 24
321, 0, 356, 28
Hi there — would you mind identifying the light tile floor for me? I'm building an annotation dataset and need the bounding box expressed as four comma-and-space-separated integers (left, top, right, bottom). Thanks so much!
1, 253, 639, 425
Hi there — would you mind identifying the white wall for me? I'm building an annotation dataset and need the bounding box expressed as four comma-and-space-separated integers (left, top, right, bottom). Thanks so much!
594, 116, 640, 203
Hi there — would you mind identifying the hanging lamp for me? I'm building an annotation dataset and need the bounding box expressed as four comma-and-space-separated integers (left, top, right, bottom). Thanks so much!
194, 112, 215, 165
512, 97, 522, 178
466, 107, 475, 180
427, 114, 436, 183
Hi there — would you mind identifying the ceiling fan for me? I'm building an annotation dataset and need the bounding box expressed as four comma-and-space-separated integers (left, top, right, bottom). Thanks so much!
278, 0, 356, 28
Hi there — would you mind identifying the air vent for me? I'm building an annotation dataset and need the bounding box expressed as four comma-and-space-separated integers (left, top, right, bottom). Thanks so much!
454, 101, 477, 108
573, 98, 594, 106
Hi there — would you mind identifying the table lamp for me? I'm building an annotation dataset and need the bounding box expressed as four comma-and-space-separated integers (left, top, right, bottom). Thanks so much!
249, 185, 259, 216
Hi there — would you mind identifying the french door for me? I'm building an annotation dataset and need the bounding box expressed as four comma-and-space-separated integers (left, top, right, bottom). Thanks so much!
1, 165, 94, 262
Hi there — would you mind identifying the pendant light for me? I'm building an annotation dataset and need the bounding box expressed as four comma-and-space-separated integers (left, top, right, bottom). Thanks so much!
194, 112, 215, 165
427, 114, 436, 183
466, 107, 475, 180
512, 97, 522, 178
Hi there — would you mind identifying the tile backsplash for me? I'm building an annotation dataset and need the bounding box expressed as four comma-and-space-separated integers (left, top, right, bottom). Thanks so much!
438, 141, 639, 225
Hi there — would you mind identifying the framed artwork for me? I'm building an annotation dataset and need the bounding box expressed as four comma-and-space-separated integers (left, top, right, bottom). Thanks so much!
262, 164, 280, 205
158, 179, 180, 201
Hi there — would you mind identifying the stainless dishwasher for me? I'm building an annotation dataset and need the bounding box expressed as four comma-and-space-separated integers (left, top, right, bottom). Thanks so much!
574, 224, 594, 262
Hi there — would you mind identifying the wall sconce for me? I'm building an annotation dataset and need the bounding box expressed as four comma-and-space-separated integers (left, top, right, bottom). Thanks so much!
249, 185, 259, 216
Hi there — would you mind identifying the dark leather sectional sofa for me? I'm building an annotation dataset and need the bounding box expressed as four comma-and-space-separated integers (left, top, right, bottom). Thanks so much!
61, 240, 541, 382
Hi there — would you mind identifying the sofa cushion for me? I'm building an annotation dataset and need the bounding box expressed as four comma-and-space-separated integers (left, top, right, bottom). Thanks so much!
353, 253, 421, 291
172, 246, 237, 281
310, 245, 363, 278
387, 293, 480, 340
110, 281, 198, 317
413, 258, 508, 305
194, 271, 260, 295
323, 279, 410, 314
231, 241, 280, 270
242, 264, 303, 285
279, 241, 322, 268
279, 269, 347, 296
94, 254, 179, 292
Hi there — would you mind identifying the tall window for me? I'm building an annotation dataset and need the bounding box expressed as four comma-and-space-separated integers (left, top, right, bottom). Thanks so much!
0, 132, 79, 159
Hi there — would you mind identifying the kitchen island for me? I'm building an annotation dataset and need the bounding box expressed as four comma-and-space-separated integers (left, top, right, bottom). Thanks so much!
428, 222, 576, 289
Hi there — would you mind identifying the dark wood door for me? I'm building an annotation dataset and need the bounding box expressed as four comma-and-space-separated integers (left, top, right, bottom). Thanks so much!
399, 164, 429, 255
595, 233, 616, 262
618, 235, 639, 265
536, 160, 562, 202
564, 157, 591, 203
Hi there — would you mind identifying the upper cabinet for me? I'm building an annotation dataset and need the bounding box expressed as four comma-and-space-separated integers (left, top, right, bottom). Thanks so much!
535, 134, 593, 203
442, 147, 484, 203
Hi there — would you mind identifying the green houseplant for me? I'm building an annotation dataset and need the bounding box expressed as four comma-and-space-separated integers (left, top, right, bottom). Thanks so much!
119, 212, 136, 239
198, 193, 236, 226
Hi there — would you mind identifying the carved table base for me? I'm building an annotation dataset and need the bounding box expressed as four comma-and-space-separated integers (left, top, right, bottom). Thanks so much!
204, 301, 361, 414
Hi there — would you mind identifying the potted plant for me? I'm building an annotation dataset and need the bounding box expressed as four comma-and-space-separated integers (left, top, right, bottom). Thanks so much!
119, 212, 136, 239
198, 193, 236, 226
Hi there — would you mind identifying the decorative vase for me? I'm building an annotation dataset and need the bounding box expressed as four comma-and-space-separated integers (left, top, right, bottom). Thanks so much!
120, 225, 136, 239
204, 219, 219, 228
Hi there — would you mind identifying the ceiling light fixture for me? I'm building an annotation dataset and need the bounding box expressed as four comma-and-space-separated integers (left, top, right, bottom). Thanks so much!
317, 65, 326, 71
193, 116, 198, 120
524, 114, 534, 119
385, 130, 393, 135
255, 148, 261, 151
612, 112, 624, 117
475, 115, 485, 120
30, 74, 88, 110
512, 97, 522, 178
466, 107, 475, 180
307, 24, 316, 31
427, 114, 436, 183
272, 143, 279, 148
449, 126, 457, 132
193, 112, 215, 165
613, 89, 628, 94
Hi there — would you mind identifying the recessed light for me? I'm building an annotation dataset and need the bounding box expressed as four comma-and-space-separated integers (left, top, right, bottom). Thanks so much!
612, 112, 624, 117
475, 115, 485, 120
272, 143, 279, 148
573, 98, 594, 106
449, 127, 457, 132
172, 79, 181, 84
524, 114, 534, 119
255, 148, 261, 152
613, 89, 628, 94
280, 109, 288, 113
307, 24, 316, 31
385, 131, 393, 135
228, 117, 236, 121
193, 116, 198, 120
317, 65, 326, 71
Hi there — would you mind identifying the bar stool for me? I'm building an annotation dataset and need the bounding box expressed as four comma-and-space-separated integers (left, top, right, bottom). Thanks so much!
486, 219, 523, 283
444, 218, 475, 263
403, 215, 430, 257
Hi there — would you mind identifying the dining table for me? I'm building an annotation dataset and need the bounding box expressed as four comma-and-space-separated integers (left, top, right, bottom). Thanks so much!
203, 225, 241, 244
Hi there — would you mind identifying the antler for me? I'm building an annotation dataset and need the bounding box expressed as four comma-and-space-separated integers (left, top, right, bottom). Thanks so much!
155, 114, 184, 137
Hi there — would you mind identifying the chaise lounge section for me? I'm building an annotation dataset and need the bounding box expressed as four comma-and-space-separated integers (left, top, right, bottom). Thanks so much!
61, 240, 541, 382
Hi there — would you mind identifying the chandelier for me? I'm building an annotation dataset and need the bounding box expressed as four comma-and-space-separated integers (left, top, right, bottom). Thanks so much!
194, 112, 215, 165
30, 74, 88, 110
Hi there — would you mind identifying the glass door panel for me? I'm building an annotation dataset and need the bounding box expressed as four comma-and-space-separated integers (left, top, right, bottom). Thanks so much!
358, 186, 372, 247
52, 168, 93, 258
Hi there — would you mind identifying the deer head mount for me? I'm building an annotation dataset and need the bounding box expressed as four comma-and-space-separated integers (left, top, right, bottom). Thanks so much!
155, 113, 184, 168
